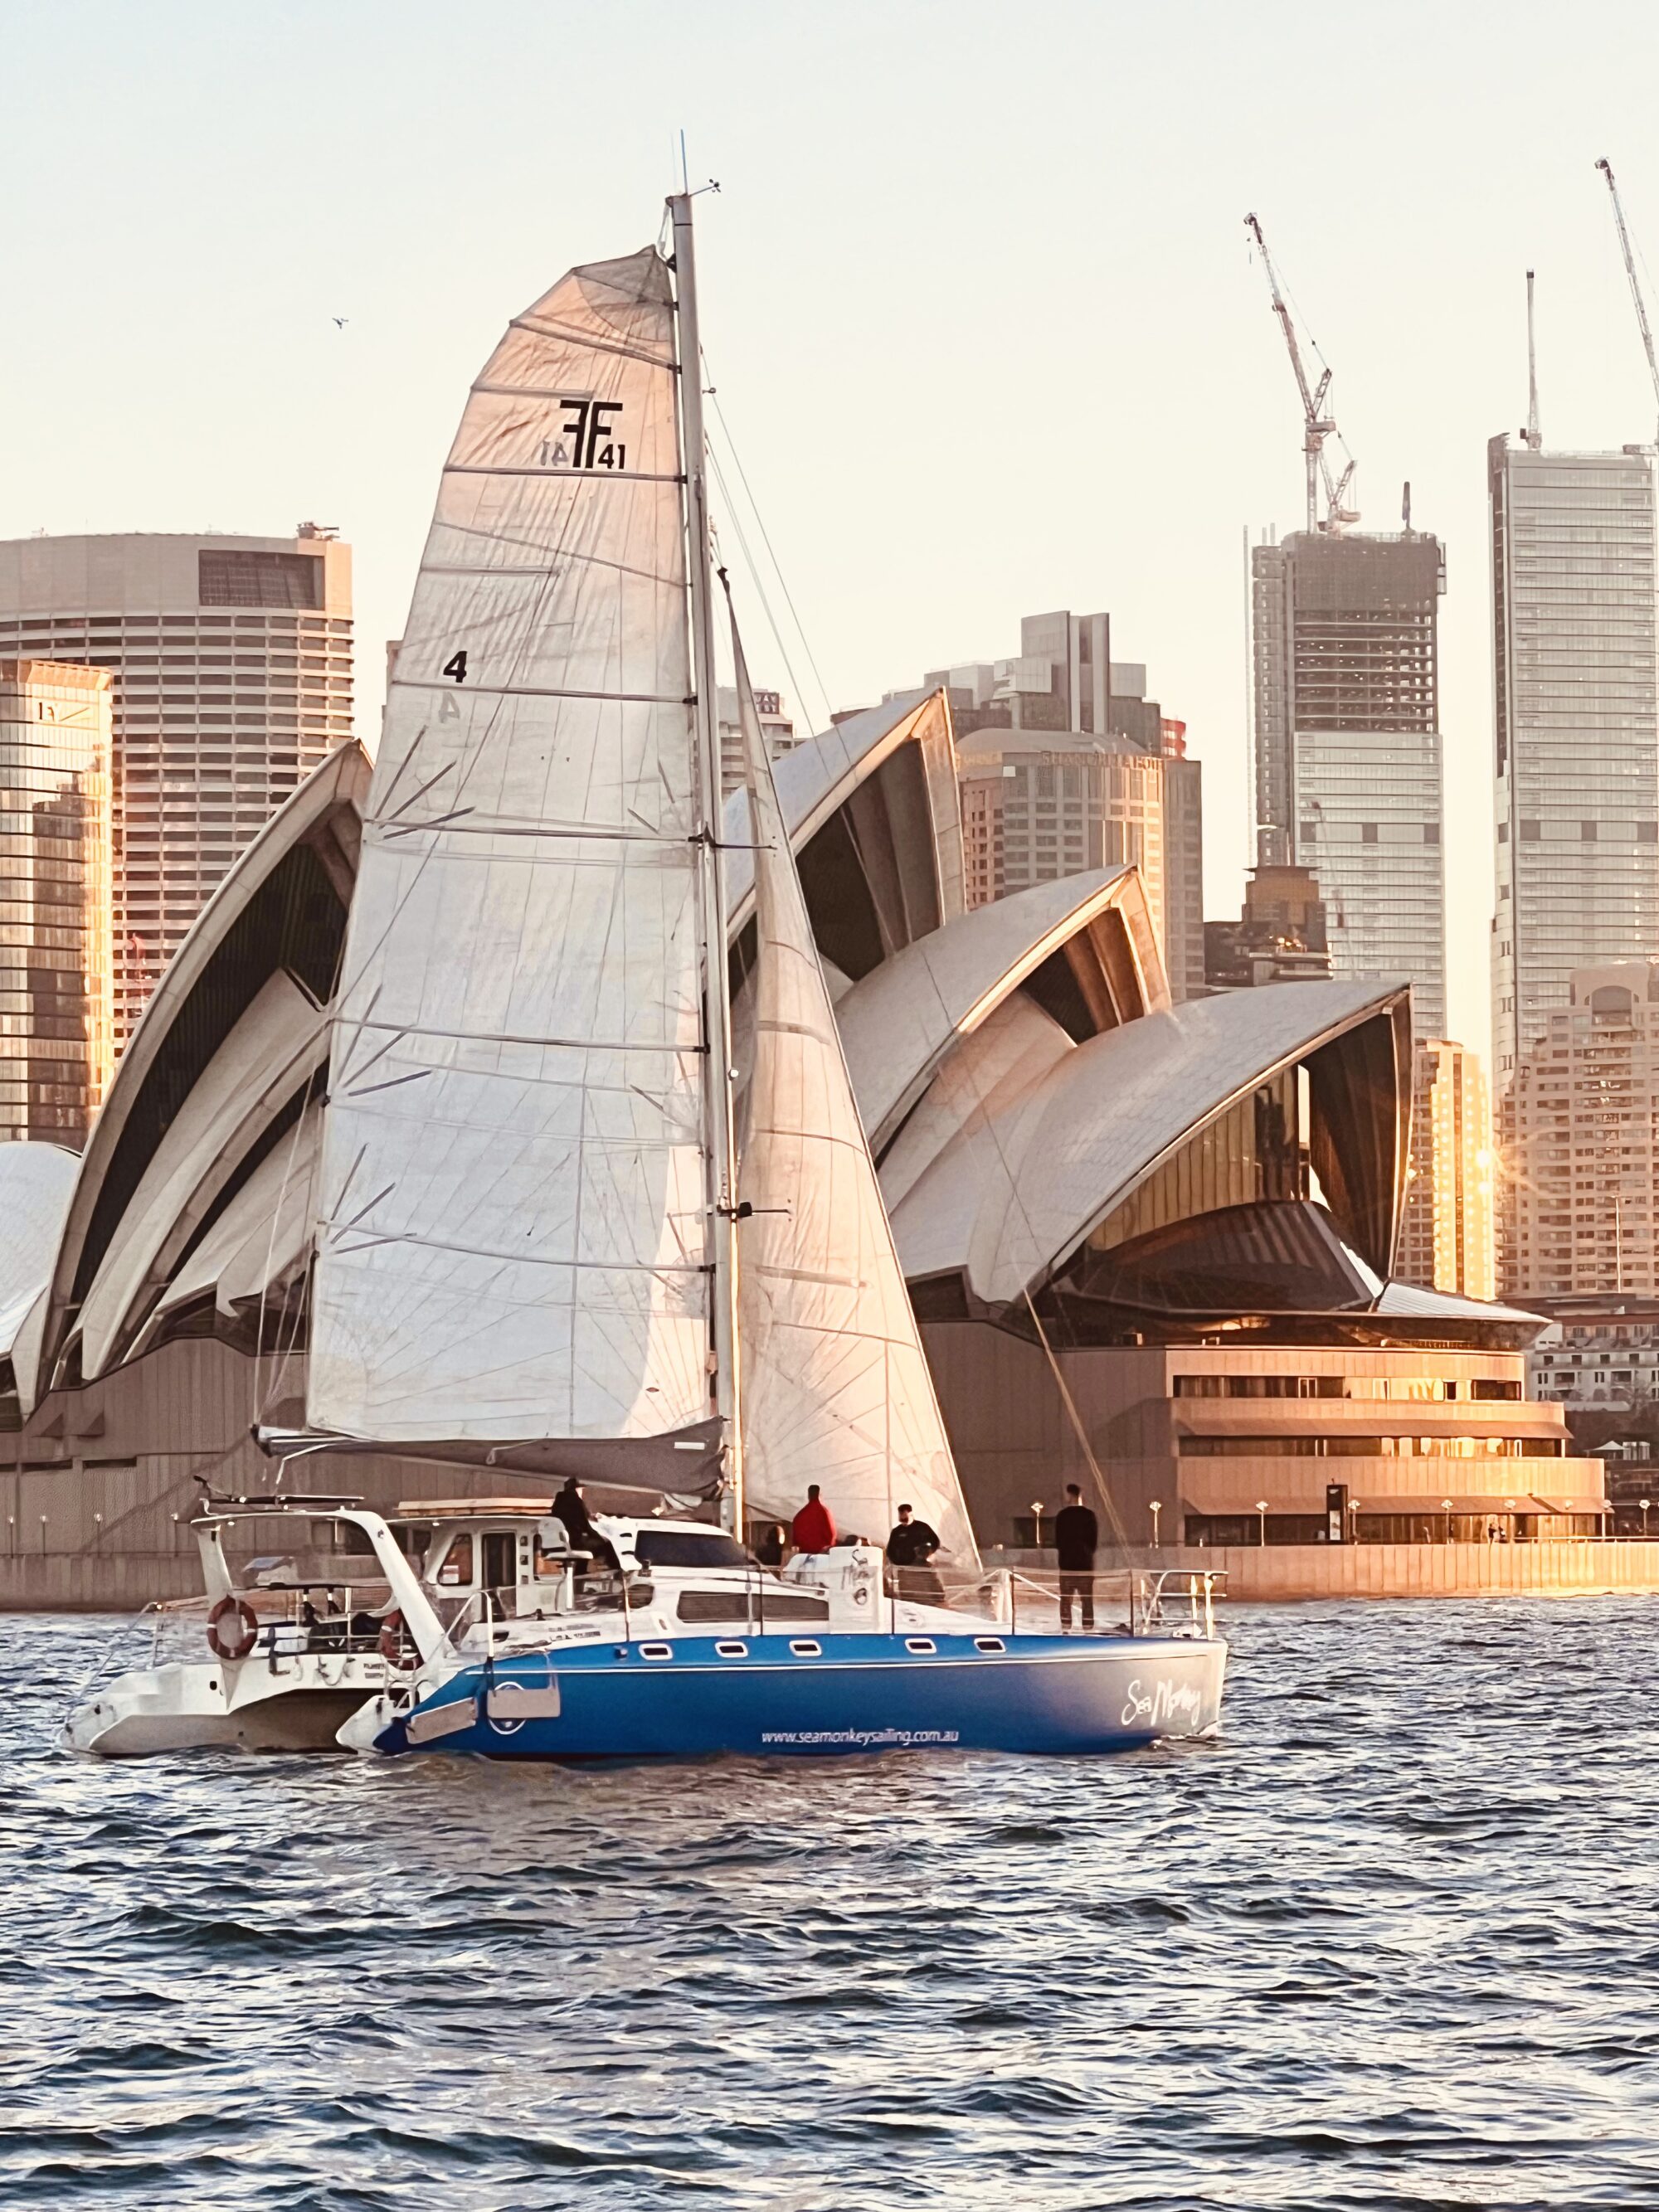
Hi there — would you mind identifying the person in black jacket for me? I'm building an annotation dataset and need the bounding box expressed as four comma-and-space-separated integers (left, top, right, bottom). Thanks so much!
1053, 1483, 1098, 1632
885, 1503, 946, 1605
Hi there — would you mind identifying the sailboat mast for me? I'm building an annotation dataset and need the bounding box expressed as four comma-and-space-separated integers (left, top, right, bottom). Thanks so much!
670, 190, 744, 1533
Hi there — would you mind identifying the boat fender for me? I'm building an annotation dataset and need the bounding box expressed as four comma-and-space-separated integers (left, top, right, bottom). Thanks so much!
379, 1610, 408, 1664
207, 1596, 260, 1662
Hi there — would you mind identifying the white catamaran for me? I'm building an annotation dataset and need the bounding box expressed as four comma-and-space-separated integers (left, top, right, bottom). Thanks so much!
70, 192, 1226, 1762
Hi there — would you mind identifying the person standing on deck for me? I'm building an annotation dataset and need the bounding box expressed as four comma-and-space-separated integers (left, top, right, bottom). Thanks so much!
1053, 1484, 1098, 1632
885, 1503, 945, 1605
791, 1485, 836, 1555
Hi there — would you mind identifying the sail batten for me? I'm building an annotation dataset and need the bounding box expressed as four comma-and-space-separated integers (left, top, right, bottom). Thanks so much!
730, 615, 980, 1568
308, 244, 714, 1452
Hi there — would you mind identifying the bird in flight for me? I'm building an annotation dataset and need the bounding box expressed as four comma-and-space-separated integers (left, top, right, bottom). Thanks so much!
333, 317, 348, 329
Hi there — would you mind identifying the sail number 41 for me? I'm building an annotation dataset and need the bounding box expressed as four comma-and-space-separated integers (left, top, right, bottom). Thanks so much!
539, 398, 625, 473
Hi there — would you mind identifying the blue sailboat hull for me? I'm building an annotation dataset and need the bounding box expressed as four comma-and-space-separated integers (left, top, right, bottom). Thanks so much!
369, 1631, 1228, 1760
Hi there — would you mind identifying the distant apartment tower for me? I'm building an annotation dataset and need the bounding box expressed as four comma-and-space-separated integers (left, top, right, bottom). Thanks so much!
925, 611, 1204, 998
0, 661, 114, 1145
0, 532, 354, 1045
1506, 962, 1659, 1298
1251, 531, 1447, 1036
1399, 1040, 1495, 1300
717, 683, 796, 798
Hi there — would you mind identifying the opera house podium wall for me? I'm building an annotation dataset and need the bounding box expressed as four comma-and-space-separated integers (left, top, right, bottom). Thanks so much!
0, 715, 1644, 1607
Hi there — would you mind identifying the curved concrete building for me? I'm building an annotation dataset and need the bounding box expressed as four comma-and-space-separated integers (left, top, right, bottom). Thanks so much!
0, 694, 1610, 1603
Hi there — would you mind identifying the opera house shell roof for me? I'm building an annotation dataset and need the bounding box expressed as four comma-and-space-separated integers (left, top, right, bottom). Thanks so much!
0, 690, 1541, 1448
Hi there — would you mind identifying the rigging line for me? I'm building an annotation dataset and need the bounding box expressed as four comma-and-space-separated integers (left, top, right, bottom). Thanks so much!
702, 364, 836, 733
706, 450, 819, 748
1021, 1287, 1133, 1553
251, 1077, 323, 1427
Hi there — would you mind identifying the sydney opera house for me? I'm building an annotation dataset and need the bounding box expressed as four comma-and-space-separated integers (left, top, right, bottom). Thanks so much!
0, 692, 1610, 1604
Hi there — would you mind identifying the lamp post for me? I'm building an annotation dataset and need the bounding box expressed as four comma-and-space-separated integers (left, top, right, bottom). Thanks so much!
1149, 1499, 1162, 1550
1347, 1498, 1360, 1544
1441, 1496, 1454, 1546
1256, 1499, 1269, 1548
1030, 1500, 1044, 1553
1642, 1498, 1652, 1540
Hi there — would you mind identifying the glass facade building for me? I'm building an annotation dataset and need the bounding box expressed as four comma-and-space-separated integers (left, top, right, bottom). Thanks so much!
0, 532, 353, 1047
0, 660, 114, 1145
1251, 532, 1447, 1037
1488, 440, 1659, 1295
1489, 440, 1659, 1082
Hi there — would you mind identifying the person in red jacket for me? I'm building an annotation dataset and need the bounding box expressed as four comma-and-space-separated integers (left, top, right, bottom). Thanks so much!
791, 1485, 836, 1555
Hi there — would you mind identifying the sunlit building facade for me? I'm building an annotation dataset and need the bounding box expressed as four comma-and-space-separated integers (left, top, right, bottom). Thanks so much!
1399, 1040, 1495, 1299
0, 661, 114, 1145
0, 532, 353, 1046
1506, 961, 1659, 1298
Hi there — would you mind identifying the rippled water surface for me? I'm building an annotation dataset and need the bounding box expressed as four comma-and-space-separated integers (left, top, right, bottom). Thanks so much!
7, 1601, 1659, 2210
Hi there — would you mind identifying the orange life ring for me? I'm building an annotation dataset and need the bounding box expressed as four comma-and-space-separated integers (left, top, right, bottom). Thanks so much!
207, 1595, 260, 1662
379, 1609, 408, 1664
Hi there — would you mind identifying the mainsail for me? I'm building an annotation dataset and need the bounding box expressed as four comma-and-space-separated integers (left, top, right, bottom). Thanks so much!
730, 616, 980, 1567
308, 247, 716, 1455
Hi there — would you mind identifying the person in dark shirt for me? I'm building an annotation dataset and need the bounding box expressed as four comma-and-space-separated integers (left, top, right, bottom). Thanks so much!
885, 1502, 945, 1605
1053, 1483, 1098, 1632
753, 1523, 786, 1568
552, 1478, 620, 1573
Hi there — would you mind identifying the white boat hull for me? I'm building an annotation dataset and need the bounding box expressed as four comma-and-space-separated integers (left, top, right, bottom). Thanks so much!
65, 1654, 392, 1758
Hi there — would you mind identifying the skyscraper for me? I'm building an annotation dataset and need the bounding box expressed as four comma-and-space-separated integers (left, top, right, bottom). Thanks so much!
1489, 438, 1659, 1083
921, 610, 1204, 997
1399, 1039, 1496, 1300
1251, 531, 1447, 1036
0, 532, 353, 1045
1489, 437, 1659, 1296
0, 660, 114, 1145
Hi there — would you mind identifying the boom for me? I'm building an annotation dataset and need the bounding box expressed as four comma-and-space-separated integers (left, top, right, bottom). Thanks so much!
1597, 157, 1659, 441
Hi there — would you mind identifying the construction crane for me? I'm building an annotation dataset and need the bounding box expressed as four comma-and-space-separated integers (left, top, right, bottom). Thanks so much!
1596, 157, 1659, 445
1244, 212, 1359, 534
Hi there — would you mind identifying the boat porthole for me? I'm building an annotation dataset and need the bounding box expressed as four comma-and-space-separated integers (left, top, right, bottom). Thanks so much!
905, 1639, 937, 1655
789, 1639, 822, 1657
640, 1642, 674, 1661
975, 1636, 1006, 1654
715, 1641, 747, 1658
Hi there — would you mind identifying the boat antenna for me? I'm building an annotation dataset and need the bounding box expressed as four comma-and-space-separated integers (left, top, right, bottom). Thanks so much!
670, 187, 744, 1539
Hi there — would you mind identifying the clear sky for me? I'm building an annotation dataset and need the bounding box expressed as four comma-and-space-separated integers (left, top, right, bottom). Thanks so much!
7, 0, 1659, 1055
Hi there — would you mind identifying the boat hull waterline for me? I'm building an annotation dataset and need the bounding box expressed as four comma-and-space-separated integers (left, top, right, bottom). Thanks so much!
347, 1631, 1228, 1760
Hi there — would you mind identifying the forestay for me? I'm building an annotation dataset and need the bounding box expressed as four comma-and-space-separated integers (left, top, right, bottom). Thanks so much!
730, 618, 980, 1568
309, 247, 713, 1447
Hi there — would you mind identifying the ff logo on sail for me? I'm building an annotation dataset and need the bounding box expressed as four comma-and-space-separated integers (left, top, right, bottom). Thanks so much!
540, 397, 626, 472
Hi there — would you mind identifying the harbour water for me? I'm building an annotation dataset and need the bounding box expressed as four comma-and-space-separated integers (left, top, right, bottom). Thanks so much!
8, 1599, 1659, 2210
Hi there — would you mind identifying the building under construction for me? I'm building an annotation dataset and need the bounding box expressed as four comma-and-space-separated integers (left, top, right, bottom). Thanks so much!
1243, 215, 1447, 1038
1250, 528, 1447, 1037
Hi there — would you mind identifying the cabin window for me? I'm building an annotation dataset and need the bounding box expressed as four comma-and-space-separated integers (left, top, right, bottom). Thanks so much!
679, 1590, 750, 1623
482, 1532, 516, 1590
435, 1534, 473, 1587
632, 1529, 748, 1569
